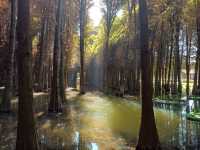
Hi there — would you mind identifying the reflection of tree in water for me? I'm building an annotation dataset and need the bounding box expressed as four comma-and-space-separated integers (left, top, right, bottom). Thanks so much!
185, 120, 200, 149
1, 92, 200, 149
153, 101, 200, 149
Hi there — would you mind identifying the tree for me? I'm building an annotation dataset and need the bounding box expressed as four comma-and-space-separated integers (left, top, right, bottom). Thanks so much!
15, 0, 39, 148
79, 0, 86, 94
186, 26, 192, 97
34, 3, 49, 92
127, 0, 140, 95
102, 0, 121, 91
60, 5, 66, 102
154, 22, 164, 97
192, 0, 200, 95
0, 0, 17, 113
137, 0, 160, 149
197, 0, 200, 91
167, 19, 174, 90
174, 15, 182, 95
48, 0, 64, 112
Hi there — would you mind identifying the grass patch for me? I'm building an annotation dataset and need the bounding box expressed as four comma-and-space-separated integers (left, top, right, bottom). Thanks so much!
188, 95, 200, 100
187, 111, 200, 121
154, 95, 182, 101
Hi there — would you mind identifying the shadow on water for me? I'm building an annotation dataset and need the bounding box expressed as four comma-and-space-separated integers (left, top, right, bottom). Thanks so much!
73, 93, 200, 149
1, 91, 200, 149
36, 92, 101, 150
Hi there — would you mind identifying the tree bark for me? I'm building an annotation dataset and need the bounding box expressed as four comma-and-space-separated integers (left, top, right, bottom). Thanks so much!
0, 0, 17, 113
192, 0, 200, 95
133, 0, 140, 95
102, 0, 120, 92
192, 53, 199, 94
80, 0, 86, 94
197, 0, 200, 89
59, 11, 66, 102
186, 27, 191, 97
16, 0, 39, 148
35, 9, 49, 92
136, 0, 160, 149
167, 23, 174, 88
173, 19, 182, 95
48, 0, 63, 112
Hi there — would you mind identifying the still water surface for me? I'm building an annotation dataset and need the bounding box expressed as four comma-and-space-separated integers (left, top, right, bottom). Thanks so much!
38, 92, 200, 149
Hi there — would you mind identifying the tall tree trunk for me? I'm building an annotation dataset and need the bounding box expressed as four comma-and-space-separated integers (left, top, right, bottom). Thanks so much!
186, 27, 191, 97
155, 23, 164, 97
137, 0, 160, 149
192, 54, 199, 95
174, 20, 182, 95
167, 24, 174, 88
60, 39, 65, 102
35, 11, 49, 92
59, 13, 66, 102
48, 0, 63, 112
16, 0, 39, 148
192, 0, 200, 95
80, 0, 86, 94
127, 0, 134, 94
197, 0, 200, 90
133, 0, 140, 95
164, 40, 169, 87
155, 48, 161, 97
0, 0, 17, 113
150, 24, 158, 94
103, 29, 110, 91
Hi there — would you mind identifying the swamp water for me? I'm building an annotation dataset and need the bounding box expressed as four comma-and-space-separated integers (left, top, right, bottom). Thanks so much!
1, 91, 200, 149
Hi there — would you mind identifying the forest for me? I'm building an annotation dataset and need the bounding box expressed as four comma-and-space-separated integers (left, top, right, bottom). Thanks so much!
0, 0, 200, 149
